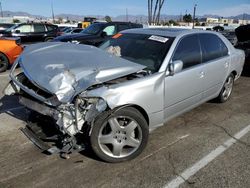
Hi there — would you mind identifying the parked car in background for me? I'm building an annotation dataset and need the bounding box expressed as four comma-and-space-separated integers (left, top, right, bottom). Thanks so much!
235, 24, 250, 56
0, 23, 15, 31
235, 24, 250, 70
0, 37, 23, 72
4, 28, 245, 162
61, 28, 84, 35
221, 30, 238, 46
0, 23, 59, 43
53, 22, 143, 46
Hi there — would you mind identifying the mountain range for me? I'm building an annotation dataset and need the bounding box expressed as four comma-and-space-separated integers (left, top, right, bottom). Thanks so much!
2, 11, 250, 23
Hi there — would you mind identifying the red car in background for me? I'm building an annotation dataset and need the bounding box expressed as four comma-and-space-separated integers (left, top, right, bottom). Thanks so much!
0, 37, 23, 72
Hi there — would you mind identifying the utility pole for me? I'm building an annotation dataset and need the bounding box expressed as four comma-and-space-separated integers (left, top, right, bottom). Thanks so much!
126, 8, 128, 22
51, 1, 55, 23
192, 4, 197, 29
0, 1, 3, 17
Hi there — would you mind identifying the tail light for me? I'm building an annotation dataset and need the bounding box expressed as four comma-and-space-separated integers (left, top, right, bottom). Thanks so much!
57, 31, 63, 36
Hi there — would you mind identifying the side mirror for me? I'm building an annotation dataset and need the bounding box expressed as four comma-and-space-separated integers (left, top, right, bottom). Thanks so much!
101, 31, 107, 38
15, 30, 21, 34
168, 60, 183, 76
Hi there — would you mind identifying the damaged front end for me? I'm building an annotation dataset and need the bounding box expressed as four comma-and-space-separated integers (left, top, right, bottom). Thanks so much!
4, 42, 147, 156
5, 64, 111, 155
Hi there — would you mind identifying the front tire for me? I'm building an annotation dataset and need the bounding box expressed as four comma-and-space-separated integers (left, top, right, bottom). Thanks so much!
0, 53, 9, 73
216, 73, 234, 103
90, 107, 149, 163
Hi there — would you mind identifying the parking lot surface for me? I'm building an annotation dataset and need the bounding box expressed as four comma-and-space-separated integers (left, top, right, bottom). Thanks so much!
0, 67, 250, 188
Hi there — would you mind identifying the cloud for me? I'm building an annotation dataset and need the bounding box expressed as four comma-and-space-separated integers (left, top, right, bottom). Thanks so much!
208, 4, 250, 17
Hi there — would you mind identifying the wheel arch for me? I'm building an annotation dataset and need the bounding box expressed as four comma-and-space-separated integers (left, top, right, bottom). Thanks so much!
125, 104, 149, 126
0, 51, 10, 64
231, 70, 237, 79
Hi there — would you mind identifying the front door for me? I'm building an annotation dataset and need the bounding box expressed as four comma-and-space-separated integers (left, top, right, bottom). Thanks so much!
164, 34, 204, 121
12, 24, 32, 43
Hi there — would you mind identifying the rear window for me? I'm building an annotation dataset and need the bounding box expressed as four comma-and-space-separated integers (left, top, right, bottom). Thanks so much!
118, 24, 130, 32
99, 33, 174, 73
199, 33, 228, 63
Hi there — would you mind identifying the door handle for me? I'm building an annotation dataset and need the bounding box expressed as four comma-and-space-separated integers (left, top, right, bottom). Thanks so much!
199, 71, 205, 78
225, 62, 229, 68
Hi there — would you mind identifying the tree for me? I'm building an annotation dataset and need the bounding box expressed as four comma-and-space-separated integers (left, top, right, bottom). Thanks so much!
195, 22, 201, 26
148, 0, 166, 25
183, 14, 192, 23
58, 17, 63, 23
13, 19, 20, 23
169, 19, 179, 26
104, 15, 112, 22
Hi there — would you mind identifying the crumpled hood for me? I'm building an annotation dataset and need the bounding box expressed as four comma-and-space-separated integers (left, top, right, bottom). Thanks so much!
18, 42, 146, 103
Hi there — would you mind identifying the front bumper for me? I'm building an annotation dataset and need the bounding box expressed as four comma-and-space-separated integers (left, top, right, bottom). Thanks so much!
19, 97, 57, 117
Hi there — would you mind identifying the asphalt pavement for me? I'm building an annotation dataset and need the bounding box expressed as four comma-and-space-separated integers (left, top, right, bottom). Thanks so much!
0, 67, 250, 188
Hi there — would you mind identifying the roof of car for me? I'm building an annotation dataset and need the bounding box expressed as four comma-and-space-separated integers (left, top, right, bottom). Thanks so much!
122, 28, 212, 37
93, 22, 142, 25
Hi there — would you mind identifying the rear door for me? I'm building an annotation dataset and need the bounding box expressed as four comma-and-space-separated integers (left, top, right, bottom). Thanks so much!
32, 24, 46, 42
199, 33, 230, 101
164, 34, 204, 120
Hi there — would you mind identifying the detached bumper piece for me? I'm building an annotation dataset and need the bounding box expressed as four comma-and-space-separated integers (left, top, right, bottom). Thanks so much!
19, 96, 85, 158
21, 120, 85, 158
20, 127, 51, 151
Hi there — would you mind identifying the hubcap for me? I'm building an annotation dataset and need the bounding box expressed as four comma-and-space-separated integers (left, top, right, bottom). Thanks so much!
222, 76, 233, 100
98, 116, 142, 158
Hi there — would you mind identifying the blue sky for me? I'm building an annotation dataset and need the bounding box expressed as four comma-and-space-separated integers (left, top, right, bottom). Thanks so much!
1, 0, 250, 17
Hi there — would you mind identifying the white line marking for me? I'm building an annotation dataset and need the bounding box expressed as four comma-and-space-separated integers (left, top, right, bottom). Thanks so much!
140, 134, 190, 162
164, 124, 250, 188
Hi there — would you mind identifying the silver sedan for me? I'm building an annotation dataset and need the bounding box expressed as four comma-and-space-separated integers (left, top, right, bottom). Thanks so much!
4, 28, 245, 162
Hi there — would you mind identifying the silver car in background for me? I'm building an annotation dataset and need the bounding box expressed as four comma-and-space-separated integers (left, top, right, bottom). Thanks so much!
4, 28, 245, 162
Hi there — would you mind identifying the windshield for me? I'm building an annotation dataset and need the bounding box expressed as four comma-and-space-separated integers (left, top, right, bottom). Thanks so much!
81, 23, 104, 35
5, 24, 18, 32
64, 28, 73, 33
99, 33, 174, 73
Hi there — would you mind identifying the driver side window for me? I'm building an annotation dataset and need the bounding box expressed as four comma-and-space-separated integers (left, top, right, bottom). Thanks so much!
103, 25, 116, 36
172, 34, 201, 70
16, 24, 32, 33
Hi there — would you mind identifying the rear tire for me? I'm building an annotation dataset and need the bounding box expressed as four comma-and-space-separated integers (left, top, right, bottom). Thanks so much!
216, 73, 234, 103
90, 107, 149, 163
44, 37, 54, 42
0, 52, 9, 73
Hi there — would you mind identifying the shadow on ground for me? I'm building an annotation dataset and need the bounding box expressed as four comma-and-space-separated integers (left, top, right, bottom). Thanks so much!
0, 95, 28, 121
